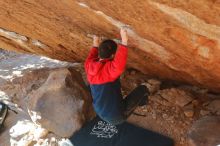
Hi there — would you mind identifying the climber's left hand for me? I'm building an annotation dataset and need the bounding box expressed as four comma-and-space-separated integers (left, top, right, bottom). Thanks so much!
93, 35, 100, 47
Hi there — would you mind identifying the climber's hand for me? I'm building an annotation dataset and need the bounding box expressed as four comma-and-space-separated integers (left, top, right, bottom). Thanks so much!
120, 27, 128, 46
93, 35, 100, 47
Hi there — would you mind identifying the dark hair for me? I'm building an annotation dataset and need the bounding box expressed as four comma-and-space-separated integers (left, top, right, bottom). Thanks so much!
98, 39, 117, 59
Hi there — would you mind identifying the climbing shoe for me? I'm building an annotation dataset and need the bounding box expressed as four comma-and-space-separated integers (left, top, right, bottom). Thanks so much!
0, 102, 8, 129
124, 85, 149, 117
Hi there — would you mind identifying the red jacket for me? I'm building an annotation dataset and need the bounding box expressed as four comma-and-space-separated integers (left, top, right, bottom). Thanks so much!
85, 45, 128, 84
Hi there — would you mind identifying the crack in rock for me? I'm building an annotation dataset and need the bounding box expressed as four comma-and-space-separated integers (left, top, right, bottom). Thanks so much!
0, 28, 28, 42
0, 27, 48, 50
32, 39, 48, 49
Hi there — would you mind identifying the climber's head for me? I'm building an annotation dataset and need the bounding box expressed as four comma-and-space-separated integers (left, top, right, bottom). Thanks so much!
98, 39, 117, 59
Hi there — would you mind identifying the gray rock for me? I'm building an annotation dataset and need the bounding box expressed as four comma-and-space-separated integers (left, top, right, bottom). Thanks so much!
188, 116, 220, 146
28, 68, 95, 137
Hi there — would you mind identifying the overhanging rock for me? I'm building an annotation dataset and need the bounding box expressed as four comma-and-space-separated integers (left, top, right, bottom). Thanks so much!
0, 0, 220, 92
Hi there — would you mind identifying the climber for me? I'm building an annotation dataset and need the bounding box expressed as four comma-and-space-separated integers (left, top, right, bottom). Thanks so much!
84, 27, 149, 125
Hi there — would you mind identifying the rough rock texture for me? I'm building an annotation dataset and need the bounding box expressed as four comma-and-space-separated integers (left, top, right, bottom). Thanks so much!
207, 100, 220, 115
188, 116, 220, 146
10, 119, 48, 146
155, 88, 194, 107
1, 56, 220, 145
145, 79, 161, 94
183, 104, 194, 118
28, 68, 95, 137
0, 0, 220, 92
0, 64, 92, 145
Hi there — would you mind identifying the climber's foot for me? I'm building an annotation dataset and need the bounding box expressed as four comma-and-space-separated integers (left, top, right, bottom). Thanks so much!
124, 85, 150, 117
0, 102, 8, 130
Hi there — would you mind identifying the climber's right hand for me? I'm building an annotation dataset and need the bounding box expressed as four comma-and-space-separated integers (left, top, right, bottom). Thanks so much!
120, 27, 128, 46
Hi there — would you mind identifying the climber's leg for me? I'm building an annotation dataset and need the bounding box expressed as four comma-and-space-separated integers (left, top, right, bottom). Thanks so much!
122, 85, 149, 118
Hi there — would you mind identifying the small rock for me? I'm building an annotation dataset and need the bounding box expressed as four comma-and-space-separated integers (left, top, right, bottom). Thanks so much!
171, 107, 176, 111
146, 79, 161, 94
202, 101, 210, 106
197, 89, 208, 94
185, 120, 191, 125
184, 109, 194, 118
162, 114, 168, 119
200, 110, 210, 116
152, 111, 157, 119
180, 137, 185, 144
207, 100, 220, 115
58, 139, 73, 146
167, 116, 175, 123
142, 108, 148, 112
188, 116, 220, 146
175, 107, 181, 114
148, 79, 161, 85
192, 100, 199, 106
184, 104, 194, 118
130, 70, 136, 75
162, 113, 168, 119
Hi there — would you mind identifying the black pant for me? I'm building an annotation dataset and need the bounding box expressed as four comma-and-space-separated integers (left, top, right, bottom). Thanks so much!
87, 84, 149, 125
123, 85, 148, 118
105, 85, 149, 125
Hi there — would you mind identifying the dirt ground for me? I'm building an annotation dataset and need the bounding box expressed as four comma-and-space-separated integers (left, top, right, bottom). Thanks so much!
120, 69, 220, 146
0, 50, 219, 146
121, 71, 193, 146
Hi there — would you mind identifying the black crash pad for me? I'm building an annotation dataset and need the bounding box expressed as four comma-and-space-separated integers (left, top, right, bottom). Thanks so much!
70, 117, 174, 146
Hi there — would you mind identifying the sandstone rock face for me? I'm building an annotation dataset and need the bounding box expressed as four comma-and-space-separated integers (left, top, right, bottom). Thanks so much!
28, 68, 95, 137
0, 0, 220, 92
188, 116, 220, 146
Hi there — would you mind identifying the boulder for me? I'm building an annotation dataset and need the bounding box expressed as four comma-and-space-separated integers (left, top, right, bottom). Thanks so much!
28, 68, 95, 137
188, 116, 220, 146
0, 0, 220, 92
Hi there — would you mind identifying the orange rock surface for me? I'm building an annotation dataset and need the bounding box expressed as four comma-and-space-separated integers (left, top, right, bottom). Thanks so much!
0, 0, 220, 92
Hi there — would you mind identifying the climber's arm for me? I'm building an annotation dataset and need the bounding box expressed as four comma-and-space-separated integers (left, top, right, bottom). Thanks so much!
84, 35, 100, 72
85, 47, 98, 62
106, 27, 129, 79
107, 44, 128, 79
